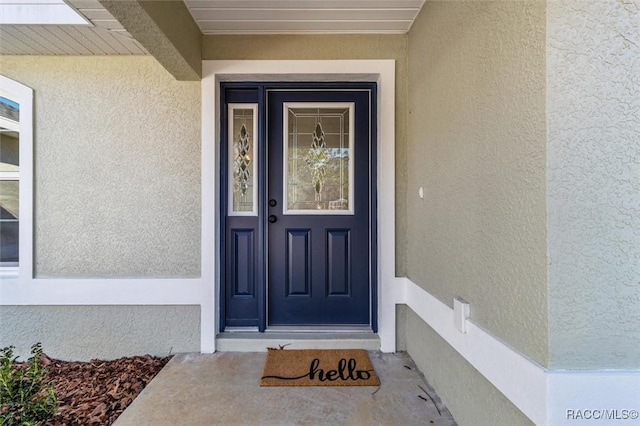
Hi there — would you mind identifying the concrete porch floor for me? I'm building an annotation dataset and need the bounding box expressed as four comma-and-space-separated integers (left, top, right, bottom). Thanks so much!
113, 351, 457, 426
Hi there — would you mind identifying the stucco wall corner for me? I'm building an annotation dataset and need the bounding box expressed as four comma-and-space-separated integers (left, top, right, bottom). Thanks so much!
547, 0, 640, 369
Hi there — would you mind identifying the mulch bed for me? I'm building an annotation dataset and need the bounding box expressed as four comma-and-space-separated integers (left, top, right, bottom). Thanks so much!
43, 354, 171, 425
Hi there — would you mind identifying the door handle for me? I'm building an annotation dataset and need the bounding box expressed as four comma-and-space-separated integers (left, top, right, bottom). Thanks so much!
268, 215, 277, 223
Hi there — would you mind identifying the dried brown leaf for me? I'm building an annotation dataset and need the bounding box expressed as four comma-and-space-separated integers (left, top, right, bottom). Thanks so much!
43, 354, 171, 426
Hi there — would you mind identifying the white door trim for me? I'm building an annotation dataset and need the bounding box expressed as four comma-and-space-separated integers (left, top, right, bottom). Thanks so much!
201, 60, 397, 352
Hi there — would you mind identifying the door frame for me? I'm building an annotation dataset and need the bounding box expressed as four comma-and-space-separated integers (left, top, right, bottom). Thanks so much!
202, 60, 398, 352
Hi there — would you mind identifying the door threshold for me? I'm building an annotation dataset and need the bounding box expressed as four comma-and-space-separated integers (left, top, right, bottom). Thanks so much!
216, 330, 380, 352
266, 325, 373, 333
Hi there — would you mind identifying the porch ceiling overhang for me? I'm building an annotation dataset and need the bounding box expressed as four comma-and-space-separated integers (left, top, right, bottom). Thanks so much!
0, 0, 147, 55
0, 0, 424, 80
185, 0, 425, 35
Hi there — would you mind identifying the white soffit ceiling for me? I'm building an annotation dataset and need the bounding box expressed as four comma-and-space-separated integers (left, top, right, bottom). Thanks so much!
0, 0, 148, 55
185, 0, 426, 34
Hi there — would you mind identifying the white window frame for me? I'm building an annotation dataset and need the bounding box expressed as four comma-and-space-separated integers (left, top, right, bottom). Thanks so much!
0, 76, 33, 279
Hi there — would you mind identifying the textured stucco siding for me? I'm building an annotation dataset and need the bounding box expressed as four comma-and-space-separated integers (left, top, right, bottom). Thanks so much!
547, 0, 640, 369
203, 34, 409, 276
406, 1, 548, 365
99, 0, 202, 80
0, 56, 201, 277
405, 308, 533, 426
0, 305, 200, 361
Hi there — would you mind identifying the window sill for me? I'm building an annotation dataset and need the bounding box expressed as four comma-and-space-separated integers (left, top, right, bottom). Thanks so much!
0, 267, 19, 279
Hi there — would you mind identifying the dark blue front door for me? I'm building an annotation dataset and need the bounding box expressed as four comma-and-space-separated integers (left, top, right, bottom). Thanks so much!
267, 89, 375, 326
221, 84, 376, 331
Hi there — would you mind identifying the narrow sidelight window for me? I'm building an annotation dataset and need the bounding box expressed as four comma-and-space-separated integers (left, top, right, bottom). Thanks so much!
228, 104, 258, 216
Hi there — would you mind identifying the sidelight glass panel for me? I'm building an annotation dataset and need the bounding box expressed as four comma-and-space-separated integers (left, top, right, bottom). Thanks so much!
228, 104, 258, 215
284, 103, 354, 215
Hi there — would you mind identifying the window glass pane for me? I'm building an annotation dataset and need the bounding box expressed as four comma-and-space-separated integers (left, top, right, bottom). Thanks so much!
286, 105, 352, 213
230, 106, 256, 214
0, 131, 19, 172
0, 96, 19, 122
0, 180, 19, 264
0, 96, 20, 173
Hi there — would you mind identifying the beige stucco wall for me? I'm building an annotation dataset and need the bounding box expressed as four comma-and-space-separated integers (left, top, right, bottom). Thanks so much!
203, 34, 409, 275
547, 0, 640, 369
0, 305, 200, 361
406, 1, 548, 366
0, 56, 200, 277
406, 308, 532, 425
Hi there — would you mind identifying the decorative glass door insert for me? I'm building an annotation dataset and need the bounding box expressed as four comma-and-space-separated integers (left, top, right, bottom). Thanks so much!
283, 103, 354, 215
228, 104, 258, 215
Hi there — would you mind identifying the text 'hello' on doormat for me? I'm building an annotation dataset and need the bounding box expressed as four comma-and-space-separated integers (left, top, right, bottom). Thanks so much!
260, 349, 380, 387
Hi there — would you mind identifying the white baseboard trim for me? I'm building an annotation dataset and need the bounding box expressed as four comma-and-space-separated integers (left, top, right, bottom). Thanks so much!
401, 278, 640, 426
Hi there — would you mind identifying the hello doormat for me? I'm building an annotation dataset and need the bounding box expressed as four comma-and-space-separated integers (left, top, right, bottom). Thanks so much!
260, 349, 380, 387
